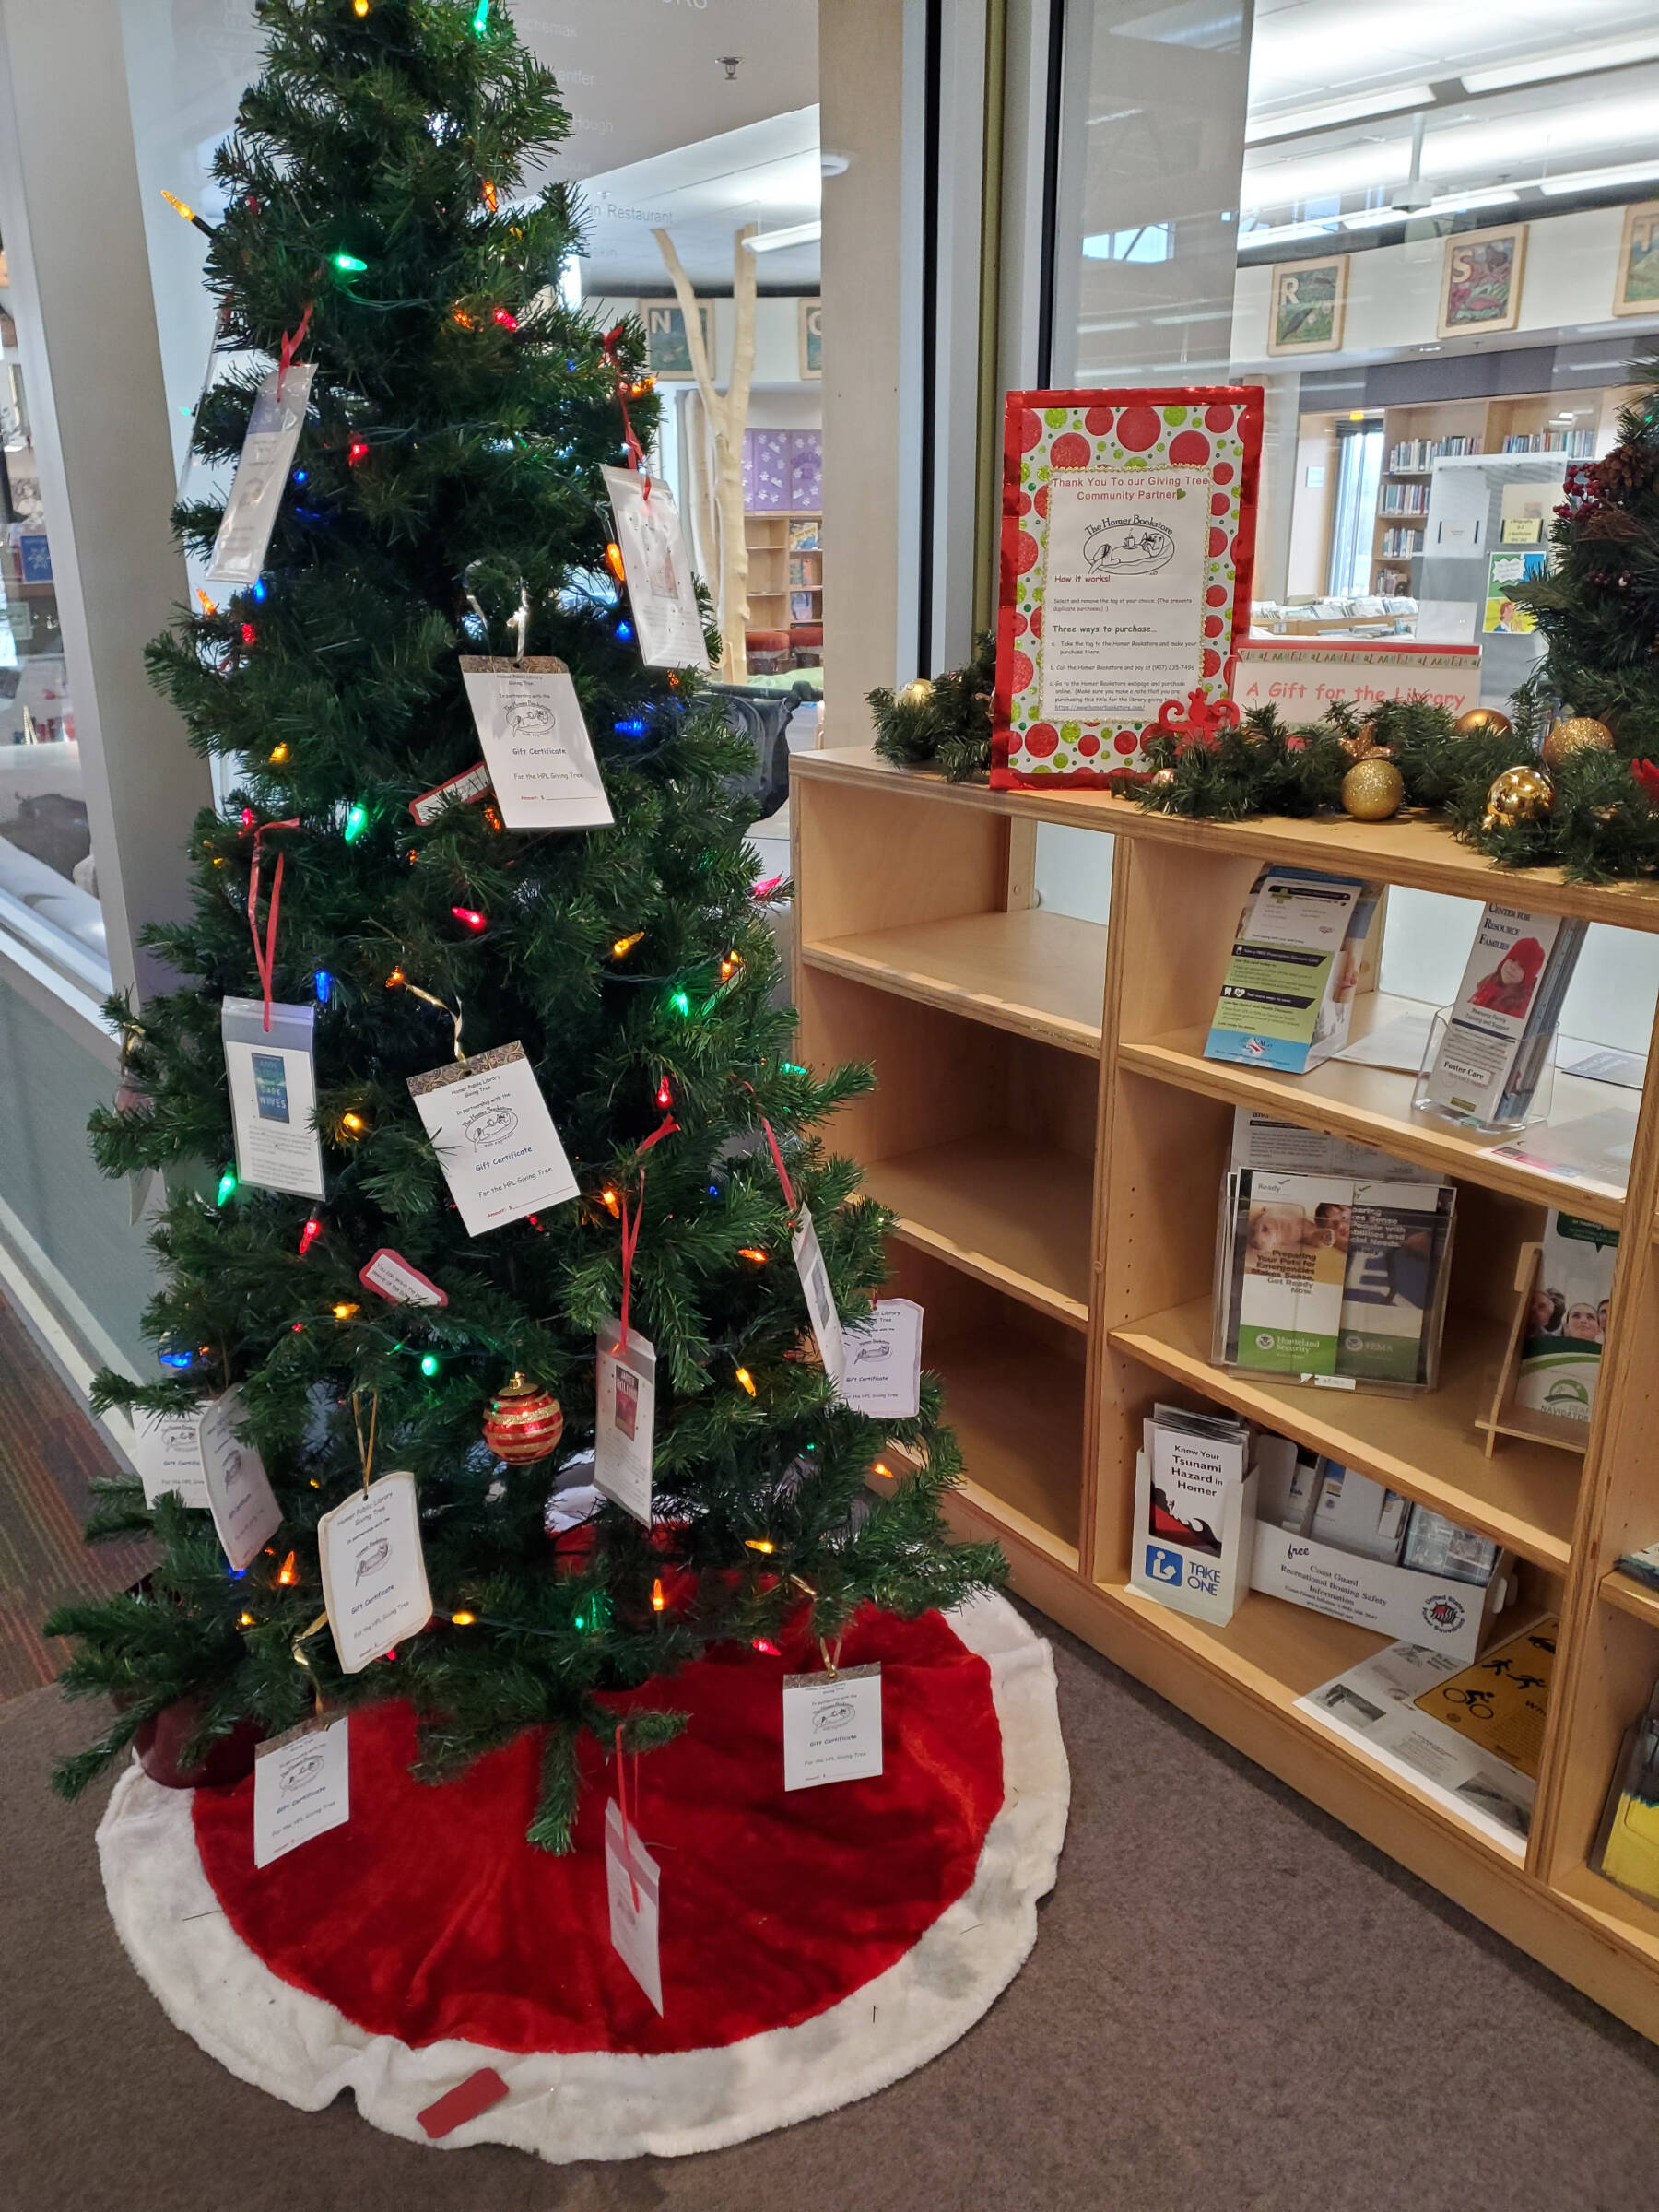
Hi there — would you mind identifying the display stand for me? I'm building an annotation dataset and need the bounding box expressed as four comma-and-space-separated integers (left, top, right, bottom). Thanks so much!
792, 743, 1659, 2044
1475, 1241, 1593, 1460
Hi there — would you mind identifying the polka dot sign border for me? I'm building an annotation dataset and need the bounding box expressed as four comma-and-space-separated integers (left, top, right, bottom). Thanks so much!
991, 387, 1265, 789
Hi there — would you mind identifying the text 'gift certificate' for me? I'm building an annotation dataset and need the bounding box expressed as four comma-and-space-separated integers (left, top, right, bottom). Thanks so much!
602, 465, 711, 671
993, 387, 1262, 788
407, 1042, 579, 1237
317, 1471, 434, 1675
458, 656, 613, 831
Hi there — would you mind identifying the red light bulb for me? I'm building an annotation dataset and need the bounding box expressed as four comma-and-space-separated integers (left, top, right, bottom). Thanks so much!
450, 905, 488, 933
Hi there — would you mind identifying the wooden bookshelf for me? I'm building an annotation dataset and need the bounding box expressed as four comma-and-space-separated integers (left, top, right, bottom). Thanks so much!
792, 744, 1659, 2044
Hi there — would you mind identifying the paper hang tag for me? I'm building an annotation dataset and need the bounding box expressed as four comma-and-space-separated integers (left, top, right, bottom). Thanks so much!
791, 1206, 845, 1386
133, 1404, 211, 1511
316, 1470, 434, 1675
409, 760, 494, 827
253, 1713, 349, 1868
206, 361, 316, 586
458, 656, 614, 831
406, 1041, 579, 1237
358, 1247, 448, 1308
600, 465, 711, 671
604, 1796, 664, 2013
594, 1316, 656, 1526
839, 1298, 923, 1418
782, 1662, 884, 1791
197, 1390, 282, 1571
222, 997, 326, 1201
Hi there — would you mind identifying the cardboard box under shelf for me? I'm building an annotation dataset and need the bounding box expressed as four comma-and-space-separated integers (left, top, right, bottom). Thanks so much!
1251, 1521, 1515, 1667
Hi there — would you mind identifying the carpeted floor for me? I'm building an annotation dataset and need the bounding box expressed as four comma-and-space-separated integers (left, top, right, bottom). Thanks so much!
0, 1293, 147, 1700
7, 1618, 1659, 2212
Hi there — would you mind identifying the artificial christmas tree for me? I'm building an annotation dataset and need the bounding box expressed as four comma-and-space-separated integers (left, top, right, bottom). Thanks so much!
46, 0, 1002, 1855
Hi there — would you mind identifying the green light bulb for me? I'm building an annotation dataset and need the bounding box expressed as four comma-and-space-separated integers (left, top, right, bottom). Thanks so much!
471, 0, 489, 30
216, 1165, 238, 1206
333, 252, 368, 274
670, 989, 690, 1017
343, 803, 369, 843
419, 1352, 441, 1378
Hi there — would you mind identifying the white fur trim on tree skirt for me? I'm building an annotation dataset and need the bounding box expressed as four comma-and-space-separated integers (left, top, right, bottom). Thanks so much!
96, 1591, 1068, 2162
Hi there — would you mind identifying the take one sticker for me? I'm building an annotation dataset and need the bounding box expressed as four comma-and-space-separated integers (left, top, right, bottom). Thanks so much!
782, 1662, 883, 1791
253, 1714, 349, 1868
316, 1470, 434, 1676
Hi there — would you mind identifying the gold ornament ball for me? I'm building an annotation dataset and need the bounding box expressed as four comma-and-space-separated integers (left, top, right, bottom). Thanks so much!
482, 1373, 564, 1465
1540, 716, 1616, 770
1482, 763, 1554, 830
896, 677, 935, 712
1147, 765, 1177, 788
1454, 707, 1514, 739
1341, 758, 1406, 821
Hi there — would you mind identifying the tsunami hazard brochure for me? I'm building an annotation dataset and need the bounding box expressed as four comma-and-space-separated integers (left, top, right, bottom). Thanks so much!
1204, 866, 1376, 1074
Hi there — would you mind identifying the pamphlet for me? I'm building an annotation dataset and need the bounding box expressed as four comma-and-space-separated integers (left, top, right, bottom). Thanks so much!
1515, 1211, 1618, 1429
1230, 1108, 1436, 1182
1420, 903, 1586, 1127
1129, 1405, 1256, 1624
1337, 1179, 1456, 1384
1232, 1171, 1347, 1374
1412, 1616, 1556, 1783
1205, 867, 1378, 1074
1596, 1691, 1659, 1904
221, 997, 326, 1201
1297, 1636, 1537, 1853
406, 1041, 579, 1237
1310, 1461, 1410, 1563
458, 655, 613, 830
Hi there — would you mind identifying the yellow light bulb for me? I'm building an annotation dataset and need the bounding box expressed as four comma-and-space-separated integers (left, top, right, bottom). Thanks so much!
341, 1112, 366, 1135
611, 930, 644, 958
451, 1609, 476, 1626
744, 1537, 774, 1554
354, 0, 370, 14
738, 1247, 767, 1264
873, 1461, 892, 1479
735, 1366, 757, 1397
268, 743, 289, 765
651, 1578, 665, 1613
238, 1610, 255, 1628
333, 1300, 359, 1321
276, 1549, 298, 1585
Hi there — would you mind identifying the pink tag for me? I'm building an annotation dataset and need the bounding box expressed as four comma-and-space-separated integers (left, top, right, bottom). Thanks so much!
418, 2067, 509, 2138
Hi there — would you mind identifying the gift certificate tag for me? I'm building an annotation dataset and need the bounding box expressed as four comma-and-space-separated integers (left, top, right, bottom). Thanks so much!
594, 1317, 655, 1526
782, 1663, 884, 1791
222, 997, 325, 1200
839, 1298, 923, 1418
791, 1206, 845, 1386
316, 1471, 433, 1675
459, 656, 614, 830
407, 1042, 579, 1236
358, 1247, 448, 1307
207, 362, 315, 585
197, 1390, 282, 1571
604, 1797, 664, 2013
601, 465, 711, 670
133, 1405, 210, 1511
253, 1714, 349, 1868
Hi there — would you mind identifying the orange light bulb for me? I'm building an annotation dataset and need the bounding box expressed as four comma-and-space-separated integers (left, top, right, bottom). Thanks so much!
735, 1366, 757, 1397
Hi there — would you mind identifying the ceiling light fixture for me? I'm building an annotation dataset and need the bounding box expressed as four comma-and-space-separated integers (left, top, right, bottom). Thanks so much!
744, 219, 822, 253
1463, 31, 1659, 94
1244, 83, 1435, 147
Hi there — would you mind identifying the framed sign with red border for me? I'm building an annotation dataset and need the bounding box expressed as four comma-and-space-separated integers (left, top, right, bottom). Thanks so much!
992, 387, 1264, 788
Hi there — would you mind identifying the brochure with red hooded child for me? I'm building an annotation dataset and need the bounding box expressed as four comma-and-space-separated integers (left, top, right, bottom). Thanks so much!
1421, 902, 1587, 1129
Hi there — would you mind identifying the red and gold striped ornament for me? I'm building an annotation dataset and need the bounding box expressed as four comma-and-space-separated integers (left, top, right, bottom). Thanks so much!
483, 1373, 563, 1465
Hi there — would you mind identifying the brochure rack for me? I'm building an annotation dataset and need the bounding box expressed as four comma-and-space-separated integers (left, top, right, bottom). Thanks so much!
792, 742, 1659, 2042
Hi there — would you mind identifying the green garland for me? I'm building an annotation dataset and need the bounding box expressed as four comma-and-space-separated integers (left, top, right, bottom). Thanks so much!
868, 631, 995, 782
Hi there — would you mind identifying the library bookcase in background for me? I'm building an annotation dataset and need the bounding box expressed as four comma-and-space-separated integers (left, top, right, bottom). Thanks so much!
792, 744, 1659, 2042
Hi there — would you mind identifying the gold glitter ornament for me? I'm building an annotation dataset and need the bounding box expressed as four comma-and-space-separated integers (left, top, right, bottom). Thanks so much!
1147, 766, 1177, 788
1454, 707, 1514, 739
482, 1373, 564, 1465
1482, 764, 1554, 830
895, 677, 935, 712
1341, 758, 1406, 821
1540, 717, 1615, 770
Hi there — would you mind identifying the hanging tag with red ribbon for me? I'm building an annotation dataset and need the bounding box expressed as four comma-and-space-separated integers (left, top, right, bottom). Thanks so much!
594, 1138, 665, 1529
604, 1725, 663, 2012
247, 818, 300, 1032
220, 817, 326, 1202
601, 322, 651, 497
277, 300, 313, 401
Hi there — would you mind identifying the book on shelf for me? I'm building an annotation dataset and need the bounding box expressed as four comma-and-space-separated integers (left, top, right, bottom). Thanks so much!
1205, 867, 1380, 1075
1515, 1211, 1618, 1430
1500, 430, 1594, 457
1418, 902, 1587, 1130
1380, 484, 1429, 515
787, 518, 820, 551
1298, 1618, 1554, 1854
1380, 526, 1425, 559
1618, 1538, 1659, 1592
1386, 435, 1479, 473
1596, 1693, 1659, 1904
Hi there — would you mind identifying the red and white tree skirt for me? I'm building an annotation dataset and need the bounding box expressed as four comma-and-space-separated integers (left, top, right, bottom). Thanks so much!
97, 1593, 1067, 2161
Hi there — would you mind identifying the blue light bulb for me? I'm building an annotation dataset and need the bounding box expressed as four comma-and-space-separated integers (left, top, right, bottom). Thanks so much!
314, 970, 333, 1006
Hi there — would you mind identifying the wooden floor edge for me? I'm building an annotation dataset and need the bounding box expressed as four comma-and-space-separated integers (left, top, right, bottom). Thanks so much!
946, 1494, 1659, 2045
